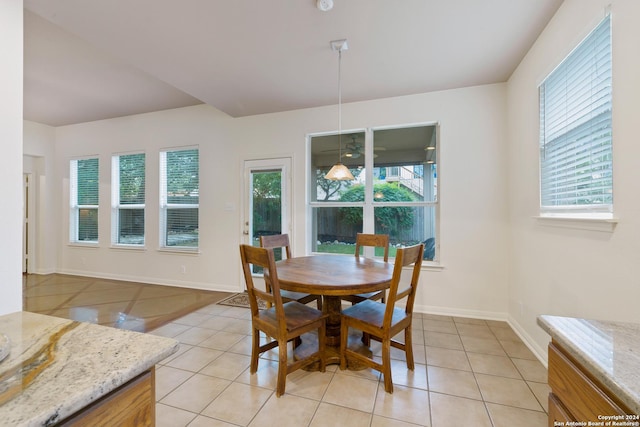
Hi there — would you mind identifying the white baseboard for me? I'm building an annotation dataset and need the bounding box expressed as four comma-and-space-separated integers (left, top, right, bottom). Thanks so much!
53, 268, 241, 294
414, 303, 507, 322
31, 267, 56, 275
507, 314, 549, 367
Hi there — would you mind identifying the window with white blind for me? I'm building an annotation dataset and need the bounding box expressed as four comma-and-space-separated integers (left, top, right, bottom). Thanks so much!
112, 153, 145, 246
70, 157, 99, 243
539, 15, 612, 215
160, 147, 199, 249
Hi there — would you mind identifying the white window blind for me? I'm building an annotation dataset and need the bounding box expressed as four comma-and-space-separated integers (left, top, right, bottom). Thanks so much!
160, 148, 199, 248
70, 157, 99, 242
112, 153, 145, 245
539, 15, 612, 213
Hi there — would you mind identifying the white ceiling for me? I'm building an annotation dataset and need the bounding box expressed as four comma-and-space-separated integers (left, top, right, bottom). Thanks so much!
23, 0, 563, 127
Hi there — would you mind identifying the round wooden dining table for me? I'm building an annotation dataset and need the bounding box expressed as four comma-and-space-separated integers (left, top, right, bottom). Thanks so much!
276, 254, 393, 367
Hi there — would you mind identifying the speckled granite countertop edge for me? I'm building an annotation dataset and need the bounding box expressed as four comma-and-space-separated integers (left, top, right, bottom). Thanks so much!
0, 311, 179, 427
538, 315, 640, 416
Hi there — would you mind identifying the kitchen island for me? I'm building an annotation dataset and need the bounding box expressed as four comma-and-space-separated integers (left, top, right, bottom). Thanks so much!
538, 315, 640, 426
0, 311, 179, 426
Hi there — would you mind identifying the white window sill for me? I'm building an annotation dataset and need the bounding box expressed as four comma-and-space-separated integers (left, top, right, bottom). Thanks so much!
68, 242, 99, 248
311, 252, 444, 271
110, 245, 147, 251
420, 261, 444, 272
534, 215, 618, 233
157, 247, 201, 255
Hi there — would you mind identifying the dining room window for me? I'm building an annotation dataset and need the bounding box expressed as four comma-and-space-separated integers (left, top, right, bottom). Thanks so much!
159, 147, 199, 249
309, 124, 438, 261
111, 152, 145, 246
70, 157, 99, 243
539, 14, 612, 216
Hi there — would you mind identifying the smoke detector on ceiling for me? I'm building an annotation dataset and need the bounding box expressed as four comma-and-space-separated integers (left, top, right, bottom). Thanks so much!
316, 0, 333, 12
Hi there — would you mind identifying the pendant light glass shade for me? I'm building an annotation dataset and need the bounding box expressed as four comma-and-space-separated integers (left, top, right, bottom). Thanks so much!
325, 39, 354, 181
325, 162, 354, 180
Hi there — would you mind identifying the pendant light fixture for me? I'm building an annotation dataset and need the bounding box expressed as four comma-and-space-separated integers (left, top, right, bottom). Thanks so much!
324, 39, 355, 181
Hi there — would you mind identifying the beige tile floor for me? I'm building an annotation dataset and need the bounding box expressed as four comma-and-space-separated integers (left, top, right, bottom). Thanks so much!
23, 274, 550, 426
151, 307, 550, 427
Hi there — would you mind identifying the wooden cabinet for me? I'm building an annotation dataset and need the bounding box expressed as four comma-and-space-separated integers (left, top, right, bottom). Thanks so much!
548, 393, 572, 426
58, 367, 155, 426
547, 341, 632, 426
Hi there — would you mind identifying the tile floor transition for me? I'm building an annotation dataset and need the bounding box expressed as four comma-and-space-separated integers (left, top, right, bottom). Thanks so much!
23, 274, 550, 426
23, 273, 229, 332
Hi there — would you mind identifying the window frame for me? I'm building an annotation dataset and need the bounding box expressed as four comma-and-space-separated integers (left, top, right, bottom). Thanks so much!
111, 151, 146, 248
159, 146, 200, 251
307, 123, 440, 264
69, 156, 100, 245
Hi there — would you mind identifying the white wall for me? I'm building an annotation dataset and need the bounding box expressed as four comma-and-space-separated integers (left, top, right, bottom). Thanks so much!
24, 121, 57, 274
0, 0, 24, 315
506, 0, 640, 362
49, 83, 510, 318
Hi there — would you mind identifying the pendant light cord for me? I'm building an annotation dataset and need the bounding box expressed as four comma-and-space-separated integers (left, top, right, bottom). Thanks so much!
338, 48, 342, 160
324, 39, 354, 181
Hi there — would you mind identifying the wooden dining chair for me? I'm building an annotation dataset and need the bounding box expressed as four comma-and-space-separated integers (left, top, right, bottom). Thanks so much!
341, 233, 390, 305
260, 234, 322, 310
239, 244, 327, 397
339, 243, 424, 393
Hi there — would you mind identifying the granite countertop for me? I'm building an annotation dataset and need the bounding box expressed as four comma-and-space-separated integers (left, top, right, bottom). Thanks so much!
0, 311, 179, 426
538, 315, 640, 415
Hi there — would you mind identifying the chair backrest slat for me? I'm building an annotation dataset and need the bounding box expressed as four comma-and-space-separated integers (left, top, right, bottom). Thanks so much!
384, 243, 424, 327
355, 233, 389, 262
239, 244, 287, 328
260, 234, 292, 259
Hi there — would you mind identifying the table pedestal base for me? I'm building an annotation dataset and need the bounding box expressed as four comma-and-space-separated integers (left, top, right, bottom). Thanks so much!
290, 296, 380, 371
294, 329, 374, 371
